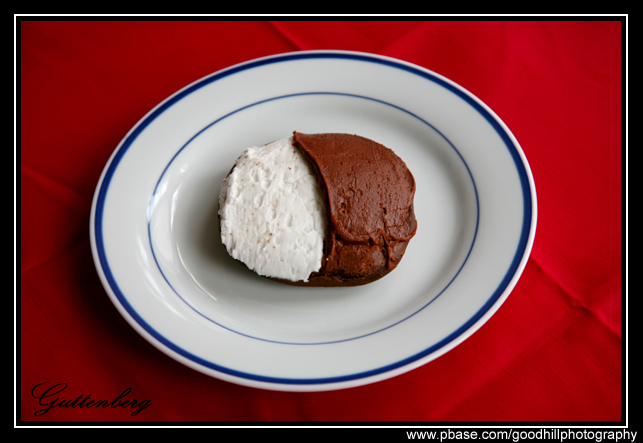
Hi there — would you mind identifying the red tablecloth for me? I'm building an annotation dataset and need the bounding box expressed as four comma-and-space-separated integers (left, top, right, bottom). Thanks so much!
20, 20, 623, 423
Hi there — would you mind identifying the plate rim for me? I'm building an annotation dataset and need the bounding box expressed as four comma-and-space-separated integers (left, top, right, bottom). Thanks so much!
90, 49, 537, 391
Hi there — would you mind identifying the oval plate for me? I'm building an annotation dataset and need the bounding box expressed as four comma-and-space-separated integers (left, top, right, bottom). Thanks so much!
90, 50, 537, 391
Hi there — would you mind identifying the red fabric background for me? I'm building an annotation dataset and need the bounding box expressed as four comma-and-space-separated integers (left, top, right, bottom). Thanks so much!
19, 20, 623, 423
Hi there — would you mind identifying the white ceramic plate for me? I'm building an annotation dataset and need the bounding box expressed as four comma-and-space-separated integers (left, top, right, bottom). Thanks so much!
90, 50, 536, 391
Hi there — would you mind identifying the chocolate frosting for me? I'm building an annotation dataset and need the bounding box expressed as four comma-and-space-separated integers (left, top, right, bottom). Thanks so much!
292, 132, 417, 286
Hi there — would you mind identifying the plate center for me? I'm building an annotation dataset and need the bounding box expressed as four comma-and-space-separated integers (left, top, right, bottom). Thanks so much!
148, 93, 478, 344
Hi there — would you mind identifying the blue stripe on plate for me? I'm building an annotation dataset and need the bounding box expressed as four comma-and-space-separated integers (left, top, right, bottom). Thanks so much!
146, 91, 480, 346
94, 52, 533, 385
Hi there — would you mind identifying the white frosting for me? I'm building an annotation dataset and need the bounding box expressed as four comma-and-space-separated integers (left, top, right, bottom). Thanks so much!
218, 136, 327, 282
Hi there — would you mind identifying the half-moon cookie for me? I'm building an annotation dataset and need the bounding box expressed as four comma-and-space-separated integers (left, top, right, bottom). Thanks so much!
218, 131, 417, 286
